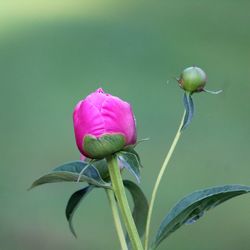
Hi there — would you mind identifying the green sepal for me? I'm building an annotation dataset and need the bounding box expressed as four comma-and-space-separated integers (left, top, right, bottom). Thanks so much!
152, 184, 250, 249
66, 185, 94, 237
204, 88, 223, 94
126, 138, 150, 149
83, 134, 126, 159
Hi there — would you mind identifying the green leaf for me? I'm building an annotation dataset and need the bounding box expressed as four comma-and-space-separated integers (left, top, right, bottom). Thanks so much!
91, 159, 110, 180
79, 158, 110, 181
66, 185, 94, 237
123, 147, 143, 167
152, 185, 250, 249
29, 161, 111, 189
124, 180, 149, 247
182, 92, 194, 131
116, 151, 141, 183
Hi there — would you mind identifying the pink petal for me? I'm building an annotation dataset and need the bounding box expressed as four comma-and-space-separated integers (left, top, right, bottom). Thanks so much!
101, 96, 137, 145
73, 99, 105, 155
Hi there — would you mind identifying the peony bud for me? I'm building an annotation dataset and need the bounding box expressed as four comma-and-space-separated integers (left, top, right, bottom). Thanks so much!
178, 66, 207, 93
73, 88, 137, 159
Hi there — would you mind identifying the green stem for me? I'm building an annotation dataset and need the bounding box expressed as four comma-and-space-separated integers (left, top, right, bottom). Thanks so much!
106, 189, 128, 250
144, 111, 186, 250
107, 155, 144, 250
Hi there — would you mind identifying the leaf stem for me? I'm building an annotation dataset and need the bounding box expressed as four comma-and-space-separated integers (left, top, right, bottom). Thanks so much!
106, 189, 128, 250
144, 111, 186, 250
107, 155, 144, 250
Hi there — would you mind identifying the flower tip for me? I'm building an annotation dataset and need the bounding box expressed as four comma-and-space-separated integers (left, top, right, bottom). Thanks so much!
96, 88, 105, 93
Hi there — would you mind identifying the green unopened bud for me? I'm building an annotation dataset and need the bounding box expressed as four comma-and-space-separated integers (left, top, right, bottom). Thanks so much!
178, 66, 207, 93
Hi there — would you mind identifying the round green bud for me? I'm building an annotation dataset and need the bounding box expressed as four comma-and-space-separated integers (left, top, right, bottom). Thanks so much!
178, 66, 207, 93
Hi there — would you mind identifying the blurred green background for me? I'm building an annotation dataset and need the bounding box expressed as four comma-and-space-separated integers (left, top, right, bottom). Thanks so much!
1, 1, 250, 249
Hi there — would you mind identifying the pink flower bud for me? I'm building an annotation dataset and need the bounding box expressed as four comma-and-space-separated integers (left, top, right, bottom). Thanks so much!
73, 88, 137, 159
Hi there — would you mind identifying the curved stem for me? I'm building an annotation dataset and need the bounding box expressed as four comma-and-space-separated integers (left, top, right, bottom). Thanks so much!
144, 111, 186, 250
107, 155, 143, 250
106, 189, 128, 250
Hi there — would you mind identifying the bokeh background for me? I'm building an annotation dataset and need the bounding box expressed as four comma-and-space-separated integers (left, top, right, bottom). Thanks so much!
1, 1, 250, 249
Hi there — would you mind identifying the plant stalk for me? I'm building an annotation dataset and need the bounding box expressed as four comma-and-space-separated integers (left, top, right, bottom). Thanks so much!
144, 111, 185, 250
107, 155, 143, 250
106, 189, 128, 250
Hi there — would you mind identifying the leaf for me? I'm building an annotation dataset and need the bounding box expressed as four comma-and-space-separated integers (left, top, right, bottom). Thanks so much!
66, 185, 94, 237
152, 185, 250, 249
80, 158, 110, 181
91, 159, 110, 181
181, 92, 194, 131
116, 151, 141, 183
124, 180, 149, 246
29, 161, 110, 189
123, 147, 143, 167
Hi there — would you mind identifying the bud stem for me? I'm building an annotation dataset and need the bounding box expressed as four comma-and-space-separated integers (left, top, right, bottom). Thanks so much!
106, 189, 128, 250
107, 155, 144, 250
144, 111, 186, 250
